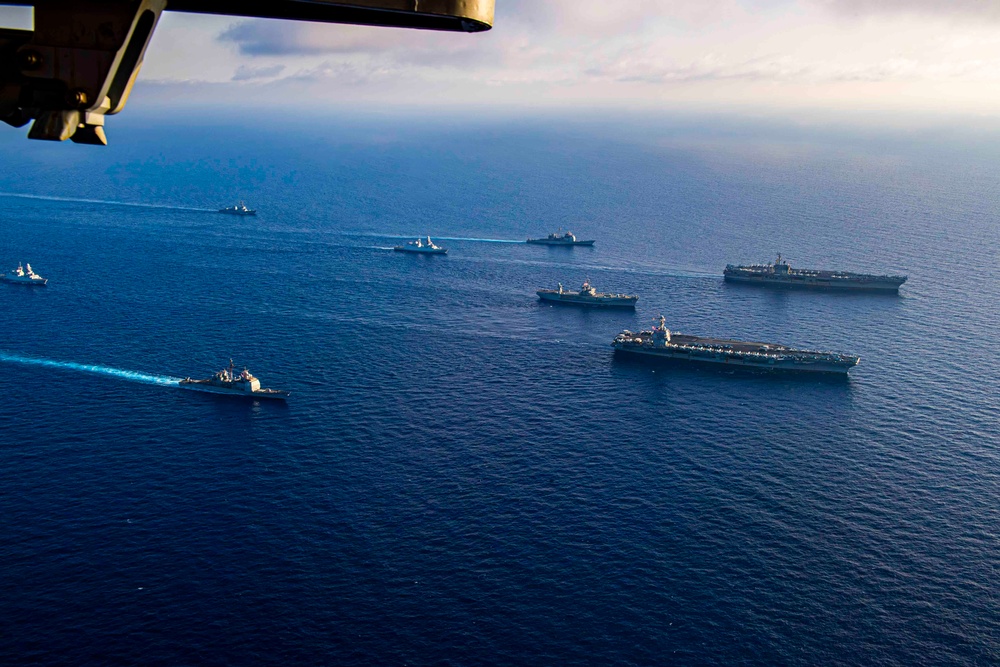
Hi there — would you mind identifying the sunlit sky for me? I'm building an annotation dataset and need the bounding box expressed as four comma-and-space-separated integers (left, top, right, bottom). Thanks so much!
8, 1, 1000, 116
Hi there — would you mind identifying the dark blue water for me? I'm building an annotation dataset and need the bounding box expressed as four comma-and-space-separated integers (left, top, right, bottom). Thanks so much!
1, 111, 998, 665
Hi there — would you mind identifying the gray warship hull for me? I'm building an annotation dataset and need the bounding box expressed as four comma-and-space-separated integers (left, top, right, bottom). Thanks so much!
724, 257, 906, 292
724, 272, 905, 291
393, 247, 447, 254
537, 290, 637, 308
526, 238, 595, 246
2, 275, 47, 286
178, 380, 289, 399
613, 332, 859, 375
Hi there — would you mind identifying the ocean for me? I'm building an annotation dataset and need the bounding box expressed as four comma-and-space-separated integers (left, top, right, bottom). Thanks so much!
0, 109, 997, 665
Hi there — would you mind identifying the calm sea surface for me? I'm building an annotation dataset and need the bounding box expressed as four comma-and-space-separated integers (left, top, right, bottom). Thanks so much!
0, 111, 997, 665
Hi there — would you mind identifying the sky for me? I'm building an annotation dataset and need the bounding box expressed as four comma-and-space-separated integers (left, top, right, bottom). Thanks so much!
6, 1, 1000, 117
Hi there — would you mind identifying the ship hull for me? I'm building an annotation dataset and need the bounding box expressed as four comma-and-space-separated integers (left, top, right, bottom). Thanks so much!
526, 239, 595, 246
178, 381, 289, 400
613, 344, 855, 375
722, 264, 906, 292
2, 276, 47, 286
723, 273, 905, 292
393, 247, 447, 254
537, 291, 637, 308
218, 210, 256, 216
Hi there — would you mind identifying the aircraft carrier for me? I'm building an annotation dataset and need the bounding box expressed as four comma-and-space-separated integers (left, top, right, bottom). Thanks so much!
724, 254, 906, 291
613, 316, 860, 375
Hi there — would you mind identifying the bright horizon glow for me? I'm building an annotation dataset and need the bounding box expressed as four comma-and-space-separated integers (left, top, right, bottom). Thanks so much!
133, 1, 1000, 117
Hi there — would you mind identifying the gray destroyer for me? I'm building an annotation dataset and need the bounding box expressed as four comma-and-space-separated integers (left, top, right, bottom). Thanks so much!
2, 263, 47, 286
394, 237, 448, 254
724, 254, 906, 292
179, 360, 289, 399
219, 202, 256, 216
537, 281, 637, 308
613, 316, 860, 375
526, 231, 595, 246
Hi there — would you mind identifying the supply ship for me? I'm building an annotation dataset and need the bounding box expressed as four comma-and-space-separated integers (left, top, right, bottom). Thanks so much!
218, 202, 256, 216
179, 361, 289, 399
724, 254, 906, 291
613, 316, 859, 375
526, 231, 595, 246
393, 237, 448, 254
537, 281, 637, 308
2, 262, 47, 285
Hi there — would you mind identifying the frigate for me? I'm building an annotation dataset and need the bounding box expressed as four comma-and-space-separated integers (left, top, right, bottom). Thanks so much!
393, 237, 448, 254
2, 263, 47, 286
218, 202, 256, 216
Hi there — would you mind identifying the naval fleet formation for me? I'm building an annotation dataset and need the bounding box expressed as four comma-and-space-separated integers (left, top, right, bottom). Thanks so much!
5, 205, 908, 398
386, 229, 906, 378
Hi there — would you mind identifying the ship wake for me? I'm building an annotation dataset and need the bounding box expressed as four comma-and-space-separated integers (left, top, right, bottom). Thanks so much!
0, 192, 215, 212
0, 351, 181, 386
429, 236, 522, 244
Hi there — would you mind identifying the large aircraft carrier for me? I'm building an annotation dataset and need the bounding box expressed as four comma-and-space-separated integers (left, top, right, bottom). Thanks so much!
724, 254, 906, 291
613, 316, 860, 375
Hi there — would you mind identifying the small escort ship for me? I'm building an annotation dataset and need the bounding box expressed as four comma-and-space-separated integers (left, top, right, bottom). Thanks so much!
218, 201, 256, 216
2, 262, 47, 286
393, 237, 448, 254
613, 316, 860, 375
179, 360, 289, 400
537, 281, 638, 308
526, 230, 595, 246
724, 254, 906, 292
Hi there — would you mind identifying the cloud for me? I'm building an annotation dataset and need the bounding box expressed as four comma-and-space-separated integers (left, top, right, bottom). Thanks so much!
283, 60, 397, 85
587, 47, 1000, 87
216, 0, 756, 59
217, 17, 518, 70
231, 64, 286, 81
219, 20, 394, 56
140, 0, 1000, 114
820, 0, 1000, 21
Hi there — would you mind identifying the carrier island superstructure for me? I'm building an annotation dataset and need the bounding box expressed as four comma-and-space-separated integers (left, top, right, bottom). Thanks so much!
613, 316, 860, 375
724, 254, 906, 292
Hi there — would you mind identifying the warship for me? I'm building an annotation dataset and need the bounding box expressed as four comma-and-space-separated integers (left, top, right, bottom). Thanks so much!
724, 254, 906, 291
613, 316, 860, 375
218, 202, 256, 216
537, 281, 637, 308
393, 237, 448, 254
179, 360, 289, 399
2, 262, 47, 286
526, 231, 595, 246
